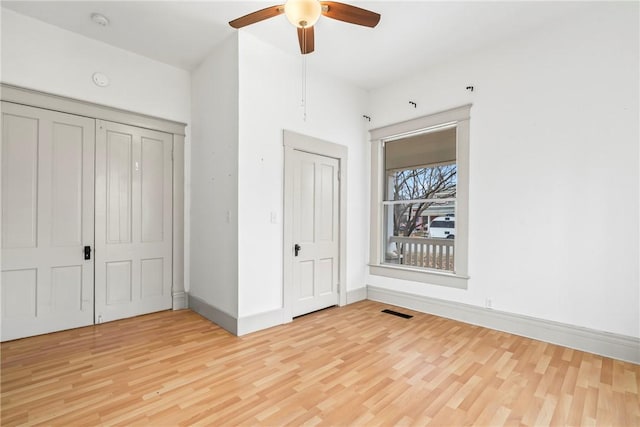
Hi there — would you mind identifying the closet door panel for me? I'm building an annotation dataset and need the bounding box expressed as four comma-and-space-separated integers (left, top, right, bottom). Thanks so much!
106, 130, 133, 244
106, 261, 132, 305
1, 113, 38, 250
141, 136, 165, 243
51, 122, 84, 247
1, 102, 95, 341
95, 120, 172, 323
51, 266, 83, 312
1, 269, 37, 319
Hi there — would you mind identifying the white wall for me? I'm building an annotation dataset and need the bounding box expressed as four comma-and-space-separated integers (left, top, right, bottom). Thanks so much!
0, 9, 190, 124
367, 3, 639, 338
236, 32, 369, 318
190, 35, 240, 317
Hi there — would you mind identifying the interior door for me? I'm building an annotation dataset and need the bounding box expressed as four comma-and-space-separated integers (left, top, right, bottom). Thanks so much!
1, 102, 95, 341
292, 150, 340, 316
94, 120, 173, 323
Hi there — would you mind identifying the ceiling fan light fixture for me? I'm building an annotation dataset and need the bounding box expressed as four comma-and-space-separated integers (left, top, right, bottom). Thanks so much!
284, 0, 321, 28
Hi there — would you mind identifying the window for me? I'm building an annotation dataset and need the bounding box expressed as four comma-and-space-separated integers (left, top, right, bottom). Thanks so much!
383, 127, 457, 271
369, 105, 471, 288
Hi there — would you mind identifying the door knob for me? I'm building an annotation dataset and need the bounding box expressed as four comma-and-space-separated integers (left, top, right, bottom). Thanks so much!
294, 244, 301, 257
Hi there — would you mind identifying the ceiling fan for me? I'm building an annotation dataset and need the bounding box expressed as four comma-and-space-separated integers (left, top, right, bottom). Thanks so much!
229, 0, 381, 55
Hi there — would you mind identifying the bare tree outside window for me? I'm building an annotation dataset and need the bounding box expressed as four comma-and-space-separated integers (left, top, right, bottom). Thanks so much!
389, 164, 456, 237
383, 163, 457, 271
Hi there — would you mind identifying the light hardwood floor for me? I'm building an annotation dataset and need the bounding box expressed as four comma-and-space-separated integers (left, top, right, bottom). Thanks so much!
1, 300, 638, 426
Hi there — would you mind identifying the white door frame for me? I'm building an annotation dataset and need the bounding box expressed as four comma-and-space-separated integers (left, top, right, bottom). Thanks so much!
283, 130, 347, 322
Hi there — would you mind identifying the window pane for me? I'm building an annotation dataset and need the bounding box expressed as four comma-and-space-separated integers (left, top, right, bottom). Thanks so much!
385, 164, 457, 201
382, 202, 455, 272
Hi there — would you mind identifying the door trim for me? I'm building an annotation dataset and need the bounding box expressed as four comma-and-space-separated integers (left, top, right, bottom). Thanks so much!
283, 130, 347, 322
1, 83, 186, 136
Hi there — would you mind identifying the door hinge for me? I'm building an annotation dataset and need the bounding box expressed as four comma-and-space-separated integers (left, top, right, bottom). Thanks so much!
337, 170, 341, 181
337, 283, 340, 292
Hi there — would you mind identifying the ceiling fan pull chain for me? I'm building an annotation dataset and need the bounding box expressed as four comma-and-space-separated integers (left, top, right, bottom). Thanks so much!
301, 50, 308, 121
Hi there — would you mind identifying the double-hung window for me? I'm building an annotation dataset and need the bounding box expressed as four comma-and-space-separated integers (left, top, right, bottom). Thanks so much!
369, 105, 471, 289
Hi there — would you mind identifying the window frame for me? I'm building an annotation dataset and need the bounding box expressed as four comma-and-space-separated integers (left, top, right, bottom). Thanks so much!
369, 104, 471, 289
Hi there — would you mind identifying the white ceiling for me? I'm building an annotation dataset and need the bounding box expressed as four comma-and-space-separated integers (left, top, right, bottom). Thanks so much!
2, 1, 585, 90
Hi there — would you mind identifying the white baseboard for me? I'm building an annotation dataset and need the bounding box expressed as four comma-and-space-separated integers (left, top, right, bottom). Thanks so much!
187, 294, 286, 336
188, 294, 237, 335
172, 291, 188, 310
232, 288, 376, 336
238, 309, 285, 336
237, 289, 372, 335
367, 285, 640, 364
347, 287, 367, 304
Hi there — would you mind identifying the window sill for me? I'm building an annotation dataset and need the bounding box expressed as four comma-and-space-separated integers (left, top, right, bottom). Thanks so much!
368, 264, 469, 289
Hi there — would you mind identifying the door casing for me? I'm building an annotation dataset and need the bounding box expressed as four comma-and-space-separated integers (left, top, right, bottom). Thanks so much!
283, 130, 348, 322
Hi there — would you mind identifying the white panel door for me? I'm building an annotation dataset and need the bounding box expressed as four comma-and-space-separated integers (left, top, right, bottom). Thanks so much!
292, 150, 340, 316
94, 120, 172, 323
1, 102, 95, 341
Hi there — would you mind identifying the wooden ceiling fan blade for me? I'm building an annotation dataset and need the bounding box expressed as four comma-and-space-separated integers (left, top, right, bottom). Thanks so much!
321, 1, 380, 28
229, 5, 284, 29
297, 26, 315, 54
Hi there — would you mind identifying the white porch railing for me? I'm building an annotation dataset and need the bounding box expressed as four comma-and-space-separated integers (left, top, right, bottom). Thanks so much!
388, 236, 455, 271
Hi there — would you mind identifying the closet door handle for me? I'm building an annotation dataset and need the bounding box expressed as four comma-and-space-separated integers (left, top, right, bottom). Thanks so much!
84, 246, 91, 260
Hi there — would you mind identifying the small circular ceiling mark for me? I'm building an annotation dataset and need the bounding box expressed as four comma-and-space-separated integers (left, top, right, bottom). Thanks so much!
92, 72, 110, 87
90, 13, 110, 27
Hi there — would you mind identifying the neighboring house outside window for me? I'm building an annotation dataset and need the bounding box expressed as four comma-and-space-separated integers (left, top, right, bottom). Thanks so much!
369, 105, 471, 289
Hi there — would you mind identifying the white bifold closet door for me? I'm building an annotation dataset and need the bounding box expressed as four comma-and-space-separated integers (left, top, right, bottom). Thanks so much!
1, 102, 95, 341
94, 120, 173, 323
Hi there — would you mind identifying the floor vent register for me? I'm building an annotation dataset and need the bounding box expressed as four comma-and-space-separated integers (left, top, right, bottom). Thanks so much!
381, 309, 413, 319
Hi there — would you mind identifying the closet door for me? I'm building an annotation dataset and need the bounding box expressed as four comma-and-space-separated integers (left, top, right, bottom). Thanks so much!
1, 102, 95, 341
94, 120, 173, 323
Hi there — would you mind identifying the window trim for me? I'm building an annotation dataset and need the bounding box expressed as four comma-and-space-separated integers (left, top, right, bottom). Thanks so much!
369, 104, 471, 288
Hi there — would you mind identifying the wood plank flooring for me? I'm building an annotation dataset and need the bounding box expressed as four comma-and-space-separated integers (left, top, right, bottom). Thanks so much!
2, 300, 639, 426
